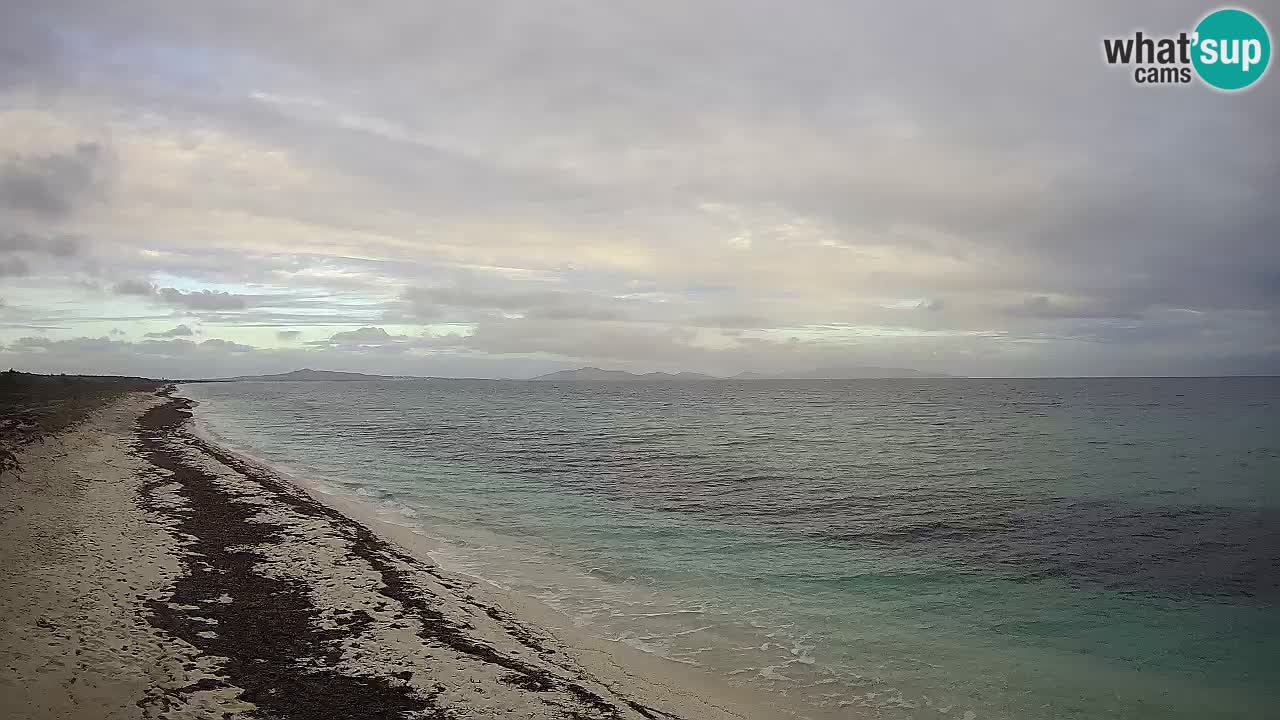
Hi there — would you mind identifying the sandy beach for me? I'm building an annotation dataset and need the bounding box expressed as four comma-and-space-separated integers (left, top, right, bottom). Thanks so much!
0, 388, 789, 720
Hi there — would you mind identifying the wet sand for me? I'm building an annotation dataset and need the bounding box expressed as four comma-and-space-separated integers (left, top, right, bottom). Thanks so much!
0, 388, 788, 719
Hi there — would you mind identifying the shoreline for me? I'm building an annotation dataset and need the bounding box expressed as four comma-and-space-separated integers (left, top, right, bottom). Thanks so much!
1, 388, 796, 719
213, 438, 806, 720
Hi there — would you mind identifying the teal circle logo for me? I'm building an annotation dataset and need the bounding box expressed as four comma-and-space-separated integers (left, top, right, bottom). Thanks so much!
1192, 8, 1271, 90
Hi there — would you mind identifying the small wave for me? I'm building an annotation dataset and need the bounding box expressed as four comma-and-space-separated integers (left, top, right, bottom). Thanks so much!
757, 664, 795, 682
617, 609, 707, 618
354, 486, 394, 499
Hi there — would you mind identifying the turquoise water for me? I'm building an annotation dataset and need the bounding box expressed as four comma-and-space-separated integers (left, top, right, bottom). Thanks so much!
182, 378, 1280, 719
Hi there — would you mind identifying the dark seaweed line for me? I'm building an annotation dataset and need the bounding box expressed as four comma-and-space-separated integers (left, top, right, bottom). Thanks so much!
137, 394, 438, 719
136, 391, 688, 720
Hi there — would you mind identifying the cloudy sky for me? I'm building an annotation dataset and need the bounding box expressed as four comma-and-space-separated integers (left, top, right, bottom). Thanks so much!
1, 1, 1276, 378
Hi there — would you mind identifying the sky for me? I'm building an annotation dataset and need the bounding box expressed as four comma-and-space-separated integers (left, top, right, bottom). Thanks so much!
0, 1, 1277, 378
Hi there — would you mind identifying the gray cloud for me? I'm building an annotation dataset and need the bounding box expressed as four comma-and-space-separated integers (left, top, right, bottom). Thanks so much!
307, 326, 414, 353
197, 338, 253, 352
110, 281, 253, 311
327, 326, 401, 344
0, 256, 29, 278
0, 231, 81, 279
9, 334, 254, 358
0, 142, 108, 217
155, 287, 249, 311
112, 279, 156, 296
145, 323, 194, 338
276, 329, 302, 340
0, 232, 81, 257
399, 285, 629, 323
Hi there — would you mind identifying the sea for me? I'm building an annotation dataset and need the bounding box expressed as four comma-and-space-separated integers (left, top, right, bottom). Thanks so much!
181, 377, 1280, 719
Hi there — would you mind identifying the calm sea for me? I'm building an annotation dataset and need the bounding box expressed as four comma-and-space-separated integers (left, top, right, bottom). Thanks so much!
181, 378, 1280, 719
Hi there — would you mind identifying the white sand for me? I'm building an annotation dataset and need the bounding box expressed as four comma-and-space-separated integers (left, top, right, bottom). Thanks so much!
0, 392, 238, 719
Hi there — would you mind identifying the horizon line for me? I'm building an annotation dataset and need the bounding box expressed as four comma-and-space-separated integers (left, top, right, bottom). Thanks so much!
7, 369, 1280, 382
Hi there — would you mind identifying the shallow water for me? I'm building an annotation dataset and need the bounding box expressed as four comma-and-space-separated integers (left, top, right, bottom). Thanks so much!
182, 377, 1280, 719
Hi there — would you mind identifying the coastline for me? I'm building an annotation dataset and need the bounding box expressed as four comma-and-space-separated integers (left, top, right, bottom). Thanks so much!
0, 388, 798, 719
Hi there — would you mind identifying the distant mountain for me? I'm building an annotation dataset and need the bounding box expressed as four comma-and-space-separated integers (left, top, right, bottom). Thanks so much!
200, 368, 396, 382
731, 366, 956, 379
531, 367, 718, 382
661, 371, 720, 381
530, 366, 953, 381
191, 365, 954, 383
